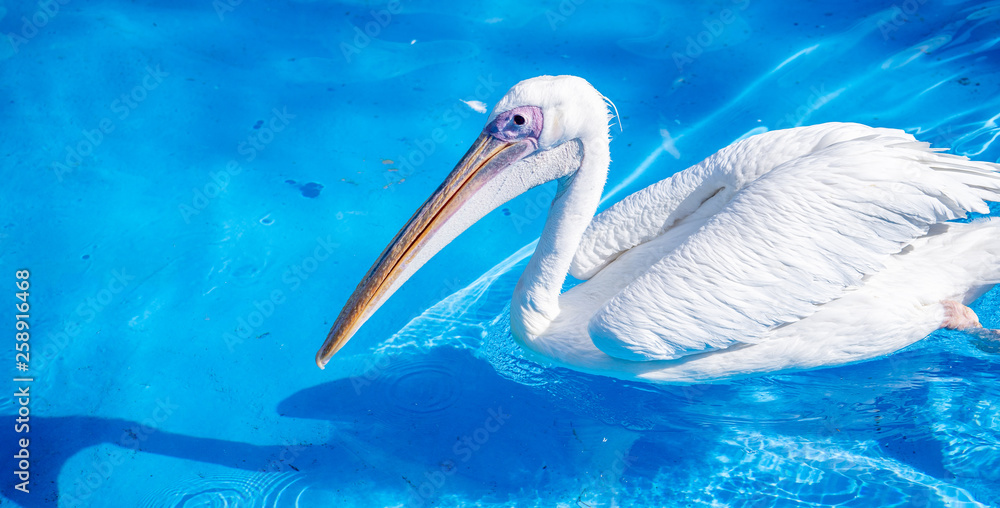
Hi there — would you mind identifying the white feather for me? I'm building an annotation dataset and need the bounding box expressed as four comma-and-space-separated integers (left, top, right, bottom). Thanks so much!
587, 129, 1000, 361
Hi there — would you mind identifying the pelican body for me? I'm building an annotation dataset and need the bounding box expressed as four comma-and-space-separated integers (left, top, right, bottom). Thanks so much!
316, 75, 1000, 383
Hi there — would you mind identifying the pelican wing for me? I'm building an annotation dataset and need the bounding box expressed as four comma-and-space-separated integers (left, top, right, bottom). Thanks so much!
569, 166, 731, 280
587, 137, 1000, 361
571, 123, 927, 280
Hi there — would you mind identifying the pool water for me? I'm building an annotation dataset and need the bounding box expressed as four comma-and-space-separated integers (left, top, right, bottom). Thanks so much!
2, 0, 1000, 506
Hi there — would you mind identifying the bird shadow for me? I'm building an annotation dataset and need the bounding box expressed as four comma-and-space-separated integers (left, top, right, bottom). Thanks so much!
6, 343, 983, 507
1, 347, 647, 507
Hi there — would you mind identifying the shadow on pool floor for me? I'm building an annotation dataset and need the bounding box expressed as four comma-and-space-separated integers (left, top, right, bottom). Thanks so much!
1, 347, 645, 507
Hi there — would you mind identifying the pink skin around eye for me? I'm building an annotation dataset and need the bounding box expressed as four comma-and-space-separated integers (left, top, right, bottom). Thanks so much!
488, 105, 544, 143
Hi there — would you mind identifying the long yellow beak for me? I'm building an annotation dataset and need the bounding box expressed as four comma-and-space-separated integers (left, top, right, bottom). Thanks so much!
315, 132, 534, 369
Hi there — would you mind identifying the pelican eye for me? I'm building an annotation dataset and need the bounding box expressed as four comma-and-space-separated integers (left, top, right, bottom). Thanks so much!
487, 105, 543, 142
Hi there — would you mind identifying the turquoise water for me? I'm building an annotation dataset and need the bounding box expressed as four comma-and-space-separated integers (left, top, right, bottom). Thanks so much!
2, 0, 1000, 506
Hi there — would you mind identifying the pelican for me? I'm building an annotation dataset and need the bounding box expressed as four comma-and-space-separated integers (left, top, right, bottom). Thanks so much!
316, 75, 1000, 382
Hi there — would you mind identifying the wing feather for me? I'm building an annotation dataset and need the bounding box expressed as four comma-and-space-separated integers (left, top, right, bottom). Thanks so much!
588, 134, 1000, 361
570, 123, 915, 280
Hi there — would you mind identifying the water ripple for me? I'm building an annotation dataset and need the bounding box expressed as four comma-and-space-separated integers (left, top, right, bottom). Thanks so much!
142, 472, 306, 508
381, 359, 461, 416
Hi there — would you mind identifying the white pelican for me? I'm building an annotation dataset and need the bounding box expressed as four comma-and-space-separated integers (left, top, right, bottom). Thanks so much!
316, 75, 1000, 382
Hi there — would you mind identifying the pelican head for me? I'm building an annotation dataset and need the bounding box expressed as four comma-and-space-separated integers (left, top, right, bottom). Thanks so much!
315, 75, 612, 368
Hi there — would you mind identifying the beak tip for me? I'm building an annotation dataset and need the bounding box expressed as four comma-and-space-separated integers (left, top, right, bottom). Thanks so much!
315, 351, 330, 370
316, 326, 348, 370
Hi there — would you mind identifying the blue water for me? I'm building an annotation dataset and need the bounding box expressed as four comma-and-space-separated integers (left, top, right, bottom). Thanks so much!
2, 0, 1000, 506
